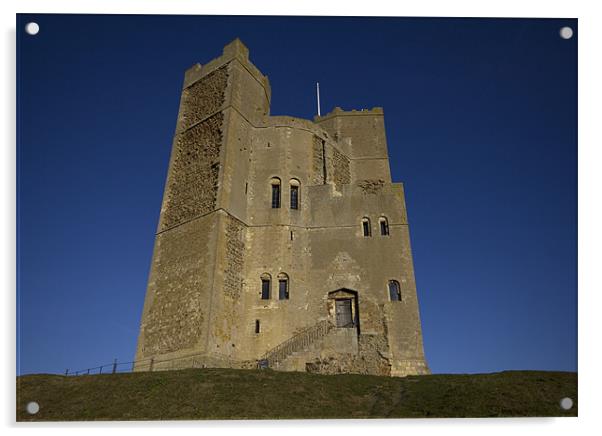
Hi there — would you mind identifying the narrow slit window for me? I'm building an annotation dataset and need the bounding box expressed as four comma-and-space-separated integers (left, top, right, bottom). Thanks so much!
388, 280, 401, 302
362, 218, 371, 237
270, 178, 281, 208
290, 186, 299, 209
278, 273, 289, 300
261, 276, 271, 300
290, 179, 300, 210
255, 320, 260, 334
379, 217, 389, 236
321, 140, 327, 184
271, 185, 280, 208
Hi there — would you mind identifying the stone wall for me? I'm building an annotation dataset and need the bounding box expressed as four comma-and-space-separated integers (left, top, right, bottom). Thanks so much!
161, 113, 223, 230
358, 179, 385, 195
310, 135, 325, 185
140, 217, 214, 356
180, 65, 229, 130
357, 334, 392, 375
305, 334, 391, 376
223, 215, 245, 300
331, 146, 351, 186
393, 359, 431, 377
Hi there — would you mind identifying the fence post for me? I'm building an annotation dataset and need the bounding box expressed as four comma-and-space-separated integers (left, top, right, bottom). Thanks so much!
149, 358, 154, 372
112, 358, 117, 374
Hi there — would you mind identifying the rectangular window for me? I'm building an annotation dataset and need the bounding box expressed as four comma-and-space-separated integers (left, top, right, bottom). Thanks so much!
271, 184, 280, 208
261, 279, 270, 299
279, 280, 289, 300
290, 185, 299, 209
255, 320, 260, 334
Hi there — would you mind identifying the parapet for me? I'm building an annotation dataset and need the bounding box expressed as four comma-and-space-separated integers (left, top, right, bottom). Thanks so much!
313, 106, 384, 123
182, 38, 271, 101
222, 38, 250, 61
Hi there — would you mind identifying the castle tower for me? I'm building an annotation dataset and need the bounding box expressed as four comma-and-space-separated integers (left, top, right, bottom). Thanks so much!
135, 39, 430, 377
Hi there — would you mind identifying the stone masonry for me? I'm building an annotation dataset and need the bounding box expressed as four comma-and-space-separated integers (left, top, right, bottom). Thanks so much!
135, 39, 430, 377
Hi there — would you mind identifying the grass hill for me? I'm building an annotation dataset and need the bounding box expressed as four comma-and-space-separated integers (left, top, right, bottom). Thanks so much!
17, 368, 577, 421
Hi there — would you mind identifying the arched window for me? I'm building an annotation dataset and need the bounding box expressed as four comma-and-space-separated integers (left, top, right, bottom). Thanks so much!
388, 280, 401, 302
290, 179, 300, 210
278, 273, 290, 300
260, 273, 271, 300
270, 178, 281, 208
361, 217, 371, 237
379, 217, 389, 236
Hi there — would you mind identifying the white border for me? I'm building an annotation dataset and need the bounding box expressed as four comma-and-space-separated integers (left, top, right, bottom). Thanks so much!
3, 1, 601, 435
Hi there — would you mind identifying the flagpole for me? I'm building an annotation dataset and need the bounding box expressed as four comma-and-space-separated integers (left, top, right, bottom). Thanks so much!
316, 82, 321, 117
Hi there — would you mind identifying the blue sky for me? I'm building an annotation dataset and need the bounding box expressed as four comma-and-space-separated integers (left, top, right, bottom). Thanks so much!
17, 14, 577, 375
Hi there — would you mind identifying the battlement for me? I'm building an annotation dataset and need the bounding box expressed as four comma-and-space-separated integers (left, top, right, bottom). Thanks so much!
313, 105, 389, 165
314, 106, 384, 123
183, 38, 271, 102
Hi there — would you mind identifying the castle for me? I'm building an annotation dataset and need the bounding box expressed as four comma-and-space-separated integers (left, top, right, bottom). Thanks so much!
135, 39, 430, 377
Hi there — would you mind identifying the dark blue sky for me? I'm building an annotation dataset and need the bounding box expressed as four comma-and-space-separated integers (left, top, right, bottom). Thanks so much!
16, 14, 577, 375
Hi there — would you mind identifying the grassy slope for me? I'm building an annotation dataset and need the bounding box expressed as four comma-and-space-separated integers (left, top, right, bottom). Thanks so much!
17, 368, 577, 421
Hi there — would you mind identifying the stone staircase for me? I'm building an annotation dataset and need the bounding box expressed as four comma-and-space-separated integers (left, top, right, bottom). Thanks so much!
261, 320, 333, 368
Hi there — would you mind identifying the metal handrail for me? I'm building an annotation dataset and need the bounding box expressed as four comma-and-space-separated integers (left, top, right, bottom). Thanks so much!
261, 320, 333, 366
65, 320, 334, 376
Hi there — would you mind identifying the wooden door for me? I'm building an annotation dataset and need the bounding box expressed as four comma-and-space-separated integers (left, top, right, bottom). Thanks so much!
335, 299, 353, 328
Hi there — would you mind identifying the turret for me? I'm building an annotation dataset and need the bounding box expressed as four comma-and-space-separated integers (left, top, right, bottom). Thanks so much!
315, 107, 391, 182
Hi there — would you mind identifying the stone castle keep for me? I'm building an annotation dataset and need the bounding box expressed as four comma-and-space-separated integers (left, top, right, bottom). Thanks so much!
135, 39, 430, 377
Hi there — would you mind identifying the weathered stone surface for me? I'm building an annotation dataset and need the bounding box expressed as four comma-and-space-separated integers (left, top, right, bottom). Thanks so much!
311, 135, 325, 185
224, 215, 245, 299
305, 334, 391, 376
135, 39, 430, 377
140, 217, 213, 355
161, 113, 223, 230
331, 145, 351, 185
180, 65, 229, 130
358, 179, 385, 195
